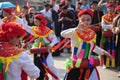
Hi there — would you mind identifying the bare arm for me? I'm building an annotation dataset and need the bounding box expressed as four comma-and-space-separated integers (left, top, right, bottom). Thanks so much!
98, 0, 104, 7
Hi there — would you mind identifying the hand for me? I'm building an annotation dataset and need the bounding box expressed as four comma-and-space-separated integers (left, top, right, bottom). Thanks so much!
115, 27, 120, 34
103, 50, 112, 60
21, 12, 26, 18
47, 45, 52, 53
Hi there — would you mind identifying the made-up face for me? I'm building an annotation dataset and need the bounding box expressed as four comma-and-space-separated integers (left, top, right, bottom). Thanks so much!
78, 14, 92, 29
34, 18, 41, 27
107, 7, 114, 14
2, 10, 9, 17
8, 37, 21, 46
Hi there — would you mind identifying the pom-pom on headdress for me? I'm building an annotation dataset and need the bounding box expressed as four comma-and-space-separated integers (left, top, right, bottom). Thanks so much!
78, 9, 94, 18
0, 22, 26, 42
2, 8, 14, 14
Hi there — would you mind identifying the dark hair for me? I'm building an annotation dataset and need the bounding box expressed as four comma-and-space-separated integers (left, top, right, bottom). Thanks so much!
22, 5, 28, 9
59, 4, 64, 7
78, 2, 82, 5
67, 0, 71, 2
90, 1, 98, 5
45, 3, 51, 7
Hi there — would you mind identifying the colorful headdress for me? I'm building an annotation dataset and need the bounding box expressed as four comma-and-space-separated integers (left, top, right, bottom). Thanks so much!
0, 22, 26, 42
34, 14, 48, 30
115, 5, 120, 12
2, 8, 14, 14
106, 3, 114, 8
78, 9, 94, 18
0, 22, 26, 72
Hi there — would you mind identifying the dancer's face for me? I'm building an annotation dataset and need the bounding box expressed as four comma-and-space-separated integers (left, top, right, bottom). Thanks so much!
34, 18, 41, 27
78, 14, 92, 29
8, 37, 21, 46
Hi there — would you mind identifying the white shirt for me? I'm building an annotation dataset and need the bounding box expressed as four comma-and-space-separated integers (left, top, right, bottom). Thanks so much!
40, 9, 52, 19
7, 51, 40, 80
53, 4, 59, 12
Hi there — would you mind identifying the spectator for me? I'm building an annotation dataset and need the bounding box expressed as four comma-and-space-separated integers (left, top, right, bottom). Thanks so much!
58, 5, 75, 31
65, 0, 75, 11
112, 14, 120, 77
40, 3, 53, 28
76, 2, 82, 12
79, 0, 90, 9
50, 0, 59, 12
90, 0, 104, 46
19, 6, 29, 23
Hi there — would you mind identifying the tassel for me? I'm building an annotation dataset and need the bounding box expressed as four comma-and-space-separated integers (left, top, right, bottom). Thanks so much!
79, 50, 84, 58
75, 58, 82, 68
84, 69, 90, 79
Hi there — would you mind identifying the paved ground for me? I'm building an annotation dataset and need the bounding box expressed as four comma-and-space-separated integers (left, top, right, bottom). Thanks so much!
28, 52, 120, 80
53, 53, 120, 80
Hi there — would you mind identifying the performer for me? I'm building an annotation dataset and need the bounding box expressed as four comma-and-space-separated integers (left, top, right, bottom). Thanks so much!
61, 9, 112, 80
0, 7, 30, 80
112, 14, 120, 77
0, 8, 22, 25
22, 14, 59, 80
101, 3, 117, 68
0, 22, 40, 80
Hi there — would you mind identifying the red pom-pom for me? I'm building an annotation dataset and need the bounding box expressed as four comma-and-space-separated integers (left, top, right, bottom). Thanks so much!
0, 22, 26, 42
78, 9, 94, 18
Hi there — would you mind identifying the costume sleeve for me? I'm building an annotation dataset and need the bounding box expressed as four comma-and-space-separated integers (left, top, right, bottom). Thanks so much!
93, 45, 104, 55
101, 18, 113, 29
19, 52, 40, 78
22, 18, 34, 35
49, 31, 58, 47
61, 28, 75, 38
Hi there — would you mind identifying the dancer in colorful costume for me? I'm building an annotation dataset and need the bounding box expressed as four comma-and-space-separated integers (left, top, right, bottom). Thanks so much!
101, 3, 116, 68
0, 7, 30, 80
0, 22, 40, 80
0, 8, 22, 25
22, 14, 59, 80
61, 9, 112, 80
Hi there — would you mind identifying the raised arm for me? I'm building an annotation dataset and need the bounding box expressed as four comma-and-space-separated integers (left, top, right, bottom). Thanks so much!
22, 17, 33, 35
98, 0, 104, 7
61, 28, 75, 38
